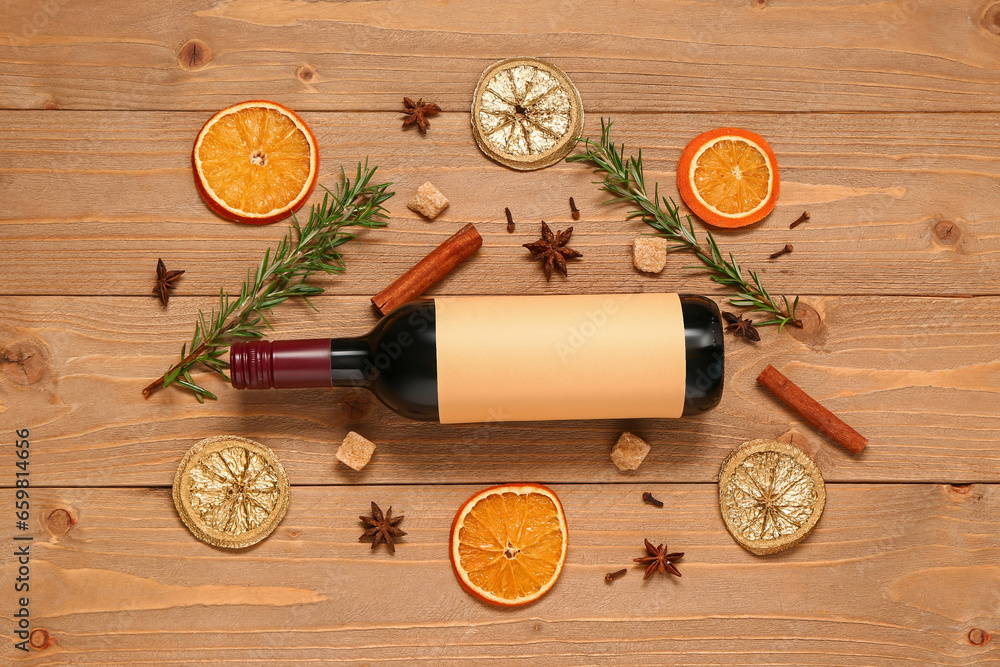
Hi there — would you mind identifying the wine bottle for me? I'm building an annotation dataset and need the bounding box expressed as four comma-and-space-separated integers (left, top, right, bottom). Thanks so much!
230, 293, 724, 422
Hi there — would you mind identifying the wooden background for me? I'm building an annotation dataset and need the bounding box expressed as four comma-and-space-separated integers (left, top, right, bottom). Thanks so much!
2, 0, 998, 664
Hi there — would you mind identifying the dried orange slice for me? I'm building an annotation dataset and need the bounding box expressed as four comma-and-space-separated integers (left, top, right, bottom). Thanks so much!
450, 483, 568, 606
192, 100, 319, 225
677, 127, 779, 228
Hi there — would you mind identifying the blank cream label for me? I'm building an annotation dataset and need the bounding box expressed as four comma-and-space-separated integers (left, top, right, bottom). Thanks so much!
434, 293, 686, 423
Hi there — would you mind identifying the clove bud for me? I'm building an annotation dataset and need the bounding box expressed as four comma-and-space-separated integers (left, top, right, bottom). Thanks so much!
642, 491, 664, 508
569, 197, 580, 221
769, 244, 793, 259
789, 211, 811, 229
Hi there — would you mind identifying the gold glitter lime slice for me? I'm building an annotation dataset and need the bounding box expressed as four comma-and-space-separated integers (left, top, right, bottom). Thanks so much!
471, 57, 584, 171
173, 435, 290, 549
718, 439, 826, 555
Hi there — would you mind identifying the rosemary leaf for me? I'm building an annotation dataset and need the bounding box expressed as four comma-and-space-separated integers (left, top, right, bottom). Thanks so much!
142, 160, 393, 400
568, 119, 801, 330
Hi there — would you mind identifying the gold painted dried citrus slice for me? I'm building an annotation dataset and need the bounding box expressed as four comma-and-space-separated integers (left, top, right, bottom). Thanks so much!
718, 439, 825, 555
173, 435, 290, 549
471, 57, 584, 171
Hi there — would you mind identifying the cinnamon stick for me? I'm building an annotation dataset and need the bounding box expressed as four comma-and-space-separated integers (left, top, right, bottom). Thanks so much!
371, 223, 482, 315
756, 364, 868, 454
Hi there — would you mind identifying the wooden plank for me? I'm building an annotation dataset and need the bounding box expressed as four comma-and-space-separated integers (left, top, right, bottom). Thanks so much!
1, 110, 998, 297
2, 294, 997, 487
3, 0, 1000, 112
1, 484, 995, 664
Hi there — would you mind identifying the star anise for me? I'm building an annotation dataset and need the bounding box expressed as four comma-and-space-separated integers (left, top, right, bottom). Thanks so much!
523, 221, 582, 280
153, 258, 184, 305
633, 539, 684, 580
401, 97, 440, 134
360, 501, 406, 553
723, 311, 761, 342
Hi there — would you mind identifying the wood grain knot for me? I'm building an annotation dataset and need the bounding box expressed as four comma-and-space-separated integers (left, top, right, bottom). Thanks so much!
793, 301, 822, 334
933, 220, 961, 245
338, 390, 375, 422
752, 0, 767, 7
968, 628, 991, 646
784, 301, 826, 349
777, 429, 828, 465
178, 39, 212, 70
286, 529, 301, 539
1, 341, 46, 385
944, 483, 980, 502
46, 508, 75, 536
982, 3, 1000, 35
297, 64, 317, 83
43, 97, 60, 110
29, 628, 53, 650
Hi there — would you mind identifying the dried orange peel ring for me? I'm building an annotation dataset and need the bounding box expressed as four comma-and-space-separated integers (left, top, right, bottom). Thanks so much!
471, 57, 584, 171
450, 483, 568, 606
677, 127, 779, 228
192, 100, 319, 225
718, 439, 825, 555
173, 435, 290, 548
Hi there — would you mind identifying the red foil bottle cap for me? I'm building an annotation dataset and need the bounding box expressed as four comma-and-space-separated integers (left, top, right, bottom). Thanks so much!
231, 340, 332, 389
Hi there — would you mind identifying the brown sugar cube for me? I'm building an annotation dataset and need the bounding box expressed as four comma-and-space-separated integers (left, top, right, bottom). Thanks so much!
632, 236, 667, 273
336, 431, 377, 471
407, 182, 450, 220
610, 431, 651, 471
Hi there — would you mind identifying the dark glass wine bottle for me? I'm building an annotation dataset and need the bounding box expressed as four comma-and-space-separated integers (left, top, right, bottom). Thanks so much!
230, 293, 724, 422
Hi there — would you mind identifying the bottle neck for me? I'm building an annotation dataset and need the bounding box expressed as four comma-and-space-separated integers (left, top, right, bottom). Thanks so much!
230, 338, 374, 390
329, 338, 371, 386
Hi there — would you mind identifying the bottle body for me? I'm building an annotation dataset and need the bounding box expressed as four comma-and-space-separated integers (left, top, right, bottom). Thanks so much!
230, 293, 724, 422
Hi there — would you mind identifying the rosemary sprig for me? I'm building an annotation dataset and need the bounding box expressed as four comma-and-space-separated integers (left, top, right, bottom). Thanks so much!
567, 118, 801, 330
142, 161, 393, 401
